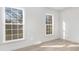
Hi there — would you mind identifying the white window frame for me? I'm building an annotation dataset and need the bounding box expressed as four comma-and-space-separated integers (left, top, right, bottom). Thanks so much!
2, 7, 25, 43
45, 14, 54, 36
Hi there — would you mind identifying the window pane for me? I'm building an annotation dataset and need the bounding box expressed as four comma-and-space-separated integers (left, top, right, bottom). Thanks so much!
11, 8, 17, 23
6, 19, 11, 23
6, 30, 12, 35
6, 35, 12, 41
18, 25, 23, 29
12, 30, 18, 34
18, 30, 23, 34
49, 19, 52, 24
13, 34, 18, 39
11, 18, 17, 23
46, 15, 52, 24
46, 25, 52, 34
47, 15, 52, 20
18, 34, 23, 38
6, 25, 11, 29
12, 25, 17, 29
17, 9, 23, 23
5, 7, 11, 23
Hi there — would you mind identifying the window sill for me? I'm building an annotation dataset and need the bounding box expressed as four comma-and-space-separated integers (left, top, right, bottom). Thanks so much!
3, 38, 24, 43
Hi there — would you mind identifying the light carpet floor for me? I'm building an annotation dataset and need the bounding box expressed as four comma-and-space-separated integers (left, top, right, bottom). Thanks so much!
15, 39, 79, 51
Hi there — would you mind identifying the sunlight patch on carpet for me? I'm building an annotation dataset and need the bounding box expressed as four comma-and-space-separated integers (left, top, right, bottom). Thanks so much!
40, 44, 79, 48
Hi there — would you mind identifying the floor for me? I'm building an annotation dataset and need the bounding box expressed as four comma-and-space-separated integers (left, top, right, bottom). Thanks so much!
15, 39, 79, 51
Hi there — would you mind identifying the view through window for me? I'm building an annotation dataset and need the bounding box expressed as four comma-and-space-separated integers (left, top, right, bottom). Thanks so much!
5, 7, 23, 41
46, 15, 53, 35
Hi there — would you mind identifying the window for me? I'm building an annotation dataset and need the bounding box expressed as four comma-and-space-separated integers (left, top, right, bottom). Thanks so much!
46, 15, 54, 35
5, 7, 23, 41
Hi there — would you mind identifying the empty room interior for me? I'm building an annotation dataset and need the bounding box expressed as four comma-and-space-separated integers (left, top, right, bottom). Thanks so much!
0, 7, 79, 51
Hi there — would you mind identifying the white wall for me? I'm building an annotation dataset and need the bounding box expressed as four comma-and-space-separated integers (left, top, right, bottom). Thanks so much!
60, 7, 79, 43
0, 7, 59, 51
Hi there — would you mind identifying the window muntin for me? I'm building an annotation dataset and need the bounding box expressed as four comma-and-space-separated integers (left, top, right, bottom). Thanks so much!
5, 7, 23, 41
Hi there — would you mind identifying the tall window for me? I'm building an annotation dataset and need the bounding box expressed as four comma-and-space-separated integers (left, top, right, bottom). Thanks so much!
46, 15, 53, 35
5, 7, 23, 41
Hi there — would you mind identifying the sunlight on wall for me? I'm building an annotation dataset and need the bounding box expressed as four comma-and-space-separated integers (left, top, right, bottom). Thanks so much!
63, 21, 66, 39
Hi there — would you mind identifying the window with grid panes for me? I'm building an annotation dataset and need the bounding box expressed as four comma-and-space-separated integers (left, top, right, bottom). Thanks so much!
46, 15, 53, 34
5, 7, 23, 41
